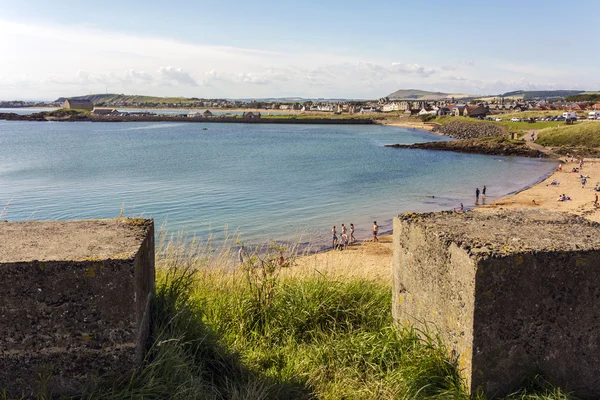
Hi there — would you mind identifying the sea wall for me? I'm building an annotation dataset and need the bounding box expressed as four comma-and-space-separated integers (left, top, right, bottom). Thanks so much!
0, 113, 374, 125
385, 138, 544, 157
0, 219, 155, 397
393, 210, 600, 398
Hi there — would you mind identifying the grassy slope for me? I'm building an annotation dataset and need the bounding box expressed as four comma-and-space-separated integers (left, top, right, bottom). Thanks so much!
536, 123, 600, 148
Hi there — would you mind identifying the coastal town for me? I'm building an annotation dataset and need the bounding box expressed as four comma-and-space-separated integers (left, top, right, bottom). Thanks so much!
3, 0, 600, 397
4, 91, 600, 122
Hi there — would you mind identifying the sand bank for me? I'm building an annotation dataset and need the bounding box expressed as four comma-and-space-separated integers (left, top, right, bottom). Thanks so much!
376, 119, 436, 131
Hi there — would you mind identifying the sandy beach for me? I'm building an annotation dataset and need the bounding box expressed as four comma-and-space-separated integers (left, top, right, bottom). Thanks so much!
480, 157, 600, 222
376, 118, 436, 131
292, 156, 600, 284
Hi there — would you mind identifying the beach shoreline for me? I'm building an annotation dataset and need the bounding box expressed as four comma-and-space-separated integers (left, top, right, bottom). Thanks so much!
293, 155, 599, 283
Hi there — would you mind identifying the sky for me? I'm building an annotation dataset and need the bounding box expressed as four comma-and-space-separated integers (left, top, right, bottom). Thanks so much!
1, 0, 599, 100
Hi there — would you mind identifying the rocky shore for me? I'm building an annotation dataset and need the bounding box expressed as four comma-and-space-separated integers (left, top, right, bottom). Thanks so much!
385, 137, 546, 158
432, 120, 506, 139
0, 112, 373, 125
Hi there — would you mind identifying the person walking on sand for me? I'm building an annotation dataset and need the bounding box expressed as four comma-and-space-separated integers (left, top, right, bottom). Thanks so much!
582, 176, 587, 188
372, 221, 379, 242
594, 193, 598, 207
350, 223, 355, 244
332, 226, 338, 249
341, 223, 347, 238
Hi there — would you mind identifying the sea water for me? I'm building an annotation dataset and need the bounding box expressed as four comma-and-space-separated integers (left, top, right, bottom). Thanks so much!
0, 120, 556, 249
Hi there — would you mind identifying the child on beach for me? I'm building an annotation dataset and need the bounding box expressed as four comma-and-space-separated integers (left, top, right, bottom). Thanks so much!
332, 226, 338, 249
342, 233, 349, 250
350, 223, 355, 244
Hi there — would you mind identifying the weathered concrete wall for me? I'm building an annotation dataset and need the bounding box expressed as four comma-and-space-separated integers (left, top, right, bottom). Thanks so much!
0, 219, 155, 397
392, 217, 476, 384
473, 251, 600, 396
393, 210, 600, 398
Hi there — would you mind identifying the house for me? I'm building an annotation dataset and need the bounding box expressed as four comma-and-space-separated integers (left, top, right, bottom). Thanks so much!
437, 107, 453, 116
464, 105, 489, 118
187, 111, 203, 118
453, 104, 467, 116
418, 106, 437, 116
243, 112, 261, 119
63, 99, 93, 111
91, 108, 119, 116
203, 110, 213, 118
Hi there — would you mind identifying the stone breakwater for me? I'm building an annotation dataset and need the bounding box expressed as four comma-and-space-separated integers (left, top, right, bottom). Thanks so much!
0, 113, 374, 125
385, 138, 545, 158
432, 120, 506, 139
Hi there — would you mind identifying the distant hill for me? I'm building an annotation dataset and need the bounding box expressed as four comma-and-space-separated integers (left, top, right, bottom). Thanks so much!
500, 90, 586, 100
386, 89, 472, 100
54, 94, 207, 105
387, 89, 447, 100
55, 94, 361, 105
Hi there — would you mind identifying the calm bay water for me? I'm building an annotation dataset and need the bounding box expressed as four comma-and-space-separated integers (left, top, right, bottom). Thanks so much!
0, 120, 556, 249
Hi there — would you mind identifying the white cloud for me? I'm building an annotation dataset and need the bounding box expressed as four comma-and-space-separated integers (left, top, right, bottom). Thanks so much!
0, 18, 590, 99
158, 66, 198, 86
389, 63, 436, 77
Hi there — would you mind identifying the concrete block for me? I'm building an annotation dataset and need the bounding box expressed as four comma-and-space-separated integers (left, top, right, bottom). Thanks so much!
0, 219, 155, 397
393, 209, 600, 398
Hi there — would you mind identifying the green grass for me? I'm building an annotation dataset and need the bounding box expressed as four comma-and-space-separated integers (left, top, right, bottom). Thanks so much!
46, 108, 91, 117
498, 120, 569, 132
536, 122, 600, 148
3, 236, 578, 399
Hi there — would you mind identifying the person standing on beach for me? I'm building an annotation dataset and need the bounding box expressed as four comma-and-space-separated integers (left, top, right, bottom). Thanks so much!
475, 188, 480, 200
238, 246, 245, 266
350, 223, 355, 244
372, 221, 379, 242
341, 224, 347, 238
482, 185, 487, 197
332, 226, 338, 249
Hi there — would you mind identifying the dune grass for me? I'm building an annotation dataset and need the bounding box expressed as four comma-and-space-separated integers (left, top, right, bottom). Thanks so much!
3, 233, 577, 399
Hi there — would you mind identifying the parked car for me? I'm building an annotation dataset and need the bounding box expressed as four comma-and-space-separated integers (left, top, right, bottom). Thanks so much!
495, 117, 503, 121
511, 117, 521, 122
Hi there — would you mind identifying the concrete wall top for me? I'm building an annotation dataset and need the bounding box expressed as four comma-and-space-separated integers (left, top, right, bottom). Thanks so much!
397, 209, 600, 257
0, 219, 153, 263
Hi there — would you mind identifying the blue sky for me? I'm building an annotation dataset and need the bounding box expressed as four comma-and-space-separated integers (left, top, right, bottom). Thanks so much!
1, 0, 599, 100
